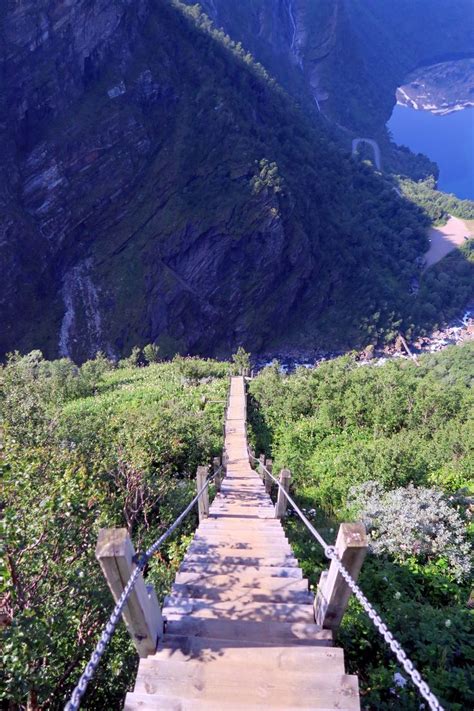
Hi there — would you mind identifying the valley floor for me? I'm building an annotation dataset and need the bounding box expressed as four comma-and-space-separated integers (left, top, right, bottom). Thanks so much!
425, 215, 474, 267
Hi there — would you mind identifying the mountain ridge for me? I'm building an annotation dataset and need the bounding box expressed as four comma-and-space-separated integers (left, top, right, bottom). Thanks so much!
0, 0, 472, 362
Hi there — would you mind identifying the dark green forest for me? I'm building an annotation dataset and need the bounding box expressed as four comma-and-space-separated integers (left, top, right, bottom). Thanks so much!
2, 0, 473, 361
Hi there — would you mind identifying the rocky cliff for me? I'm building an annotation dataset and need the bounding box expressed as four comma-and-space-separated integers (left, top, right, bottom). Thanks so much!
0, 0, 470, 361
188, 0, 474, 132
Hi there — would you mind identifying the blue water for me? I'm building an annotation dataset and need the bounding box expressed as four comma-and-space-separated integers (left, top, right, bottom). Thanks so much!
388, 104, 474, 200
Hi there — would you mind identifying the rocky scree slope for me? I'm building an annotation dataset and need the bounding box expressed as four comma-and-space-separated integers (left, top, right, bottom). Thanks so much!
0, 0, 434, 361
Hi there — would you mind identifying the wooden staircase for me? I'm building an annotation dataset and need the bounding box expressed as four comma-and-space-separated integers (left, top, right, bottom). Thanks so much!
124, 377, 360, 710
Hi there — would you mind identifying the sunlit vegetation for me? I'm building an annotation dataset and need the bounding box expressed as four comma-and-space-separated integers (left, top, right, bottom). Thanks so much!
249, 344, 473, 710
1, 351, 229, 708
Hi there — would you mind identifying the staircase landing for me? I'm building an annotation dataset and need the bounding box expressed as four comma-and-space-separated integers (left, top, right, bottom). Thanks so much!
124, 377, 360, 710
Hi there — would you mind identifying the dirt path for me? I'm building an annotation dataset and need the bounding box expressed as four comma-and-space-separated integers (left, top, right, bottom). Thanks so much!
425, 215, 473, 268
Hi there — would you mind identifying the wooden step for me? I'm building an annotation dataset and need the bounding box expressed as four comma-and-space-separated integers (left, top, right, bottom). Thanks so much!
193, 524, 288, 543
163, 618, 331, 645
200, 518, 281, 527
174, 572, 307, 591
178, 563, 303, 579
133, 661, 353, 696
207, 510, 275, 518
192, 534, 289, 546
171, 583, 314, 605
188, 541, 291, 558
125, 669, 358, 709
124, 694, 354, 710
149, 635, 343, 666
182, 552, 299, 567
134, 657, 350, 686
187, 542, 293, 555
162, 596, 314, 623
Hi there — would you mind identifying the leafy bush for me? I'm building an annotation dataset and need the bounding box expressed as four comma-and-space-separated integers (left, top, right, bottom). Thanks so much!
249, 344, 474, 708
1, 353, 228, 709
348, 481, 471, 581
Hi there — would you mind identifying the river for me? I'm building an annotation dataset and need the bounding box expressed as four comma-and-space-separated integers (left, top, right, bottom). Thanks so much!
388, 104, 474, 200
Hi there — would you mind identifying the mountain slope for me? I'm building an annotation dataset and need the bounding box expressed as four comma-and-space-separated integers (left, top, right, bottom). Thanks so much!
0, 0, 467, 361
189, 0, 474, 132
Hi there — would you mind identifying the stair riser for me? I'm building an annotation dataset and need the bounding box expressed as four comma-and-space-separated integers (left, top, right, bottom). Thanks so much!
146, 639, 343, 666
179, 564, 303, 578
174, 573, 308, 590
164, 619, 333, 645
171, 584, 314, 605
183, 554, 299, 567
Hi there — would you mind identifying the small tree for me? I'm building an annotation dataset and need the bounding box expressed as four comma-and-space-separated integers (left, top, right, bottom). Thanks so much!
232, 347, 251, 375
143, 343, 161, 364
118, 346, 141, 369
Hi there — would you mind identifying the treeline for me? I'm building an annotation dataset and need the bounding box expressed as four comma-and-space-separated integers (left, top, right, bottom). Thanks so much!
248, 344, 473, 710
399, 177, 474, 224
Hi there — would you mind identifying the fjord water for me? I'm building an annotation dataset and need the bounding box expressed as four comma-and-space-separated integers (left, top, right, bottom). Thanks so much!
388, 105, 474, 200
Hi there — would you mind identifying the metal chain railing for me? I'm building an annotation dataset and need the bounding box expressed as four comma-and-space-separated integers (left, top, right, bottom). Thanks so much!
64, 468, 221, 711
248, 451, 444, 711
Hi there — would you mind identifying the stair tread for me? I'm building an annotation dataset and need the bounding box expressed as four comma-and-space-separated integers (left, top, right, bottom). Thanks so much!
125, 669, 359, 708
163, 597, 314, 622
124, 693, 358, 711
178, 563, 303, 578
164, 618, 331, 645
150, 636, 343, 663
174, 572, 308, 591
171, 585, 314, 605
183, 554, 299, 567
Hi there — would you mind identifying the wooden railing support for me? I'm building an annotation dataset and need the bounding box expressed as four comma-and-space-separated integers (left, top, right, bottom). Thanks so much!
213, 456, 223, 492
196, 465, 209, 521
275, 468, 291, 518
264, 458, 273, 494
258, 453, 265, 481
314, 522, 368, 631
95, 528, 163, 657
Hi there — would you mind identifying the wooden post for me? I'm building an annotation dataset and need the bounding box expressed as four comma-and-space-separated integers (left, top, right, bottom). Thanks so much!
275, 468, 291, 518
213, 456, 223, 492
258, 454, 265, 481
314, 522, 368, 631
196, 466, 209, 521
264, 458, 273, 494
96, 528, 163, 657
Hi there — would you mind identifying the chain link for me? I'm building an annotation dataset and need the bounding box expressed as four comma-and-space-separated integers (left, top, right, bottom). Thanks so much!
64, 469, 220, 711
249, 451, 444, 711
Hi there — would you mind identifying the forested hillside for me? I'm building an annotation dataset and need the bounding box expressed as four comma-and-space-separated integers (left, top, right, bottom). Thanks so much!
1, 0, 472, 362
249, 344, 473, 710
186, 0, 474, 132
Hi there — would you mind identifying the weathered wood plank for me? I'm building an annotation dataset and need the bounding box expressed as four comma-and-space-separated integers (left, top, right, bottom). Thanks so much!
315, 523, 368, 631
95, 528, 162, 657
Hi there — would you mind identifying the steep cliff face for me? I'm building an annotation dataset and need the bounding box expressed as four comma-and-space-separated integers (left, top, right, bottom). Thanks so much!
188, 0, 474, 132
0, 0, 150, 358
1, 0, 466, 362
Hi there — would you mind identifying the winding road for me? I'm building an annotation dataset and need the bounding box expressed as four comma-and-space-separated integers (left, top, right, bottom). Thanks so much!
352, 138, 382, 170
